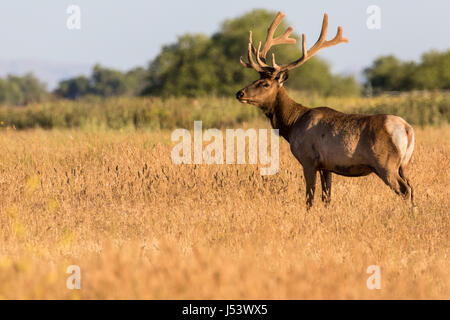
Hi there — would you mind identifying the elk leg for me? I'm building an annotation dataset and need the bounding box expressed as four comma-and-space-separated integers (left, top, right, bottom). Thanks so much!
303, 166, 317, 209
319, 170, 332, 205
375, 168, 411, 202
399, 166, 415, 207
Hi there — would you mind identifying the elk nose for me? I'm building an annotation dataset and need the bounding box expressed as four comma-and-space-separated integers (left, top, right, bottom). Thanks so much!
236, 90, 244, 100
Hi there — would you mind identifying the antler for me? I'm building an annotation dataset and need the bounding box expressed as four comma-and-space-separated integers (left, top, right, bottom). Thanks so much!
239, 31, 271, 73
260, 12, 296, 63
240, 12, 348, 76
277, 13, 348, 72
240, 12, 296, 73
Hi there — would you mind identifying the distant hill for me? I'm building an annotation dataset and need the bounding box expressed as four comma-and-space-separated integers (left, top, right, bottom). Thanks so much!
0, 59, 92, 90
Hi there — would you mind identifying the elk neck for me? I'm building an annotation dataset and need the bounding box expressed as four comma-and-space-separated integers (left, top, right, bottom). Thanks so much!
262, 87, 309, 142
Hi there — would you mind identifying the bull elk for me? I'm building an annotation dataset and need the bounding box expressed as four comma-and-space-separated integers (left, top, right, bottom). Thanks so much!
236, 12, 415, 209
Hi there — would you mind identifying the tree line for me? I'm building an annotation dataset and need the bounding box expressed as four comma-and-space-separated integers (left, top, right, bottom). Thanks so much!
364, 50, 450, 93
0, 9, 449, 105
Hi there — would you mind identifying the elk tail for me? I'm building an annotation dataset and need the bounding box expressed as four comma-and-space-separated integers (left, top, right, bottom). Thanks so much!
402, 124, 414, 167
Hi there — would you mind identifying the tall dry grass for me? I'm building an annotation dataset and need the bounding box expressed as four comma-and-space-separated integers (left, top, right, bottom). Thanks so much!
0, 125, 448, 299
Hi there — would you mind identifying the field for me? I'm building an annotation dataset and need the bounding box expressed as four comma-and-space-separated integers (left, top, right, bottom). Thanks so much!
0, 95, 449, 299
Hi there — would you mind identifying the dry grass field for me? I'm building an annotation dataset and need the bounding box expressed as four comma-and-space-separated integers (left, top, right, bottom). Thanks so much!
0, 124, 448, 299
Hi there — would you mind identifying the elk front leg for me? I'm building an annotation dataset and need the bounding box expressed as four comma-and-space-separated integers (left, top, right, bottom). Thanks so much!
319, 170, 332, 205
303, 166, 317, 209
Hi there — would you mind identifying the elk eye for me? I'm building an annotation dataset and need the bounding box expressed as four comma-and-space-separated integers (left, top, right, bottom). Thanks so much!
262, 83, 270, 88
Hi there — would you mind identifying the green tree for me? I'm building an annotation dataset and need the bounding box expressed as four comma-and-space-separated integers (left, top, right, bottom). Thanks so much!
328, 75, 362, 96
55, 64, 147, 100
412, 50, 450, 90
55, 76, 90, 100
364, 55, 413, 91
124, 67, 148, 96
143, 9, 359, 97
365, 49, 450, 92
90, 64, 128, 97
0, 73, 47, 105
143, 34, 219, 97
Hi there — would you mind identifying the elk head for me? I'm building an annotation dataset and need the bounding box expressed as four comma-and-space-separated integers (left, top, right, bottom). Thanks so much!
236, 12, 348, 110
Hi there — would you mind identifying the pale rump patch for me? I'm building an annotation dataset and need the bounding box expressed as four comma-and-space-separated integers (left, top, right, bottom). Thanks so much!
402, 125, 414, 166
385, 116, 414, 166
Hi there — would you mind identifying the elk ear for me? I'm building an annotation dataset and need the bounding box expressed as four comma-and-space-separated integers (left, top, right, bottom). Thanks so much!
275, 71, 289, 87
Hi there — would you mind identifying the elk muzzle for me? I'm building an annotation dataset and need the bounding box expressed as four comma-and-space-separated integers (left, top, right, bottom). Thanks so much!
236, 90, 245, 100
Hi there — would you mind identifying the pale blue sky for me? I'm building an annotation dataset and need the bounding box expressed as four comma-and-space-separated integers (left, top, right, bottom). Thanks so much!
0, 0, 449, 87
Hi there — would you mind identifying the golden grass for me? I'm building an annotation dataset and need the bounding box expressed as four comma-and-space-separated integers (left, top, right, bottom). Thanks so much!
0, 126, 448, 299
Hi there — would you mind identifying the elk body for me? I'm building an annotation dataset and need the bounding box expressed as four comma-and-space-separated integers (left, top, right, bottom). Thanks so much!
236, 12, 415, 208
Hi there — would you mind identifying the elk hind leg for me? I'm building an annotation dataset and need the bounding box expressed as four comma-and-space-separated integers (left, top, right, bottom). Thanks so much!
399, 166, 415, 207
375, 167, 412, 202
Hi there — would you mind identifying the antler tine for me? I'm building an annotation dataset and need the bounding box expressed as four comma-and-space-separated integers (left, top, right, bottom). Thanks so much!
241, 30, 278, 73
306, 13, 329, 57
271, 31, 307, 73
260, 12, 296, 61
260, 12, 284, 61
271, 53, 279, 70
323, 25, 348, 48
256, 41, 267, 67
280, 13, 348, 72
240, 31, 265, 72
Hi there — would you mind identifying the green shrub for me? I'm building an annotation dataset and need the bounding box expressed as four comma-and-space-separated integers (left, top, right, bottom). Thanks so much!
0, 91, 448, 131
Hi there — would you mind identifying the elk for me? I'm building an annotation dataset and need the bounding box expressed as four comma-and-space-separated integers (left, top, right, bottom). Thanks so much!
236, 12, 415, 209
